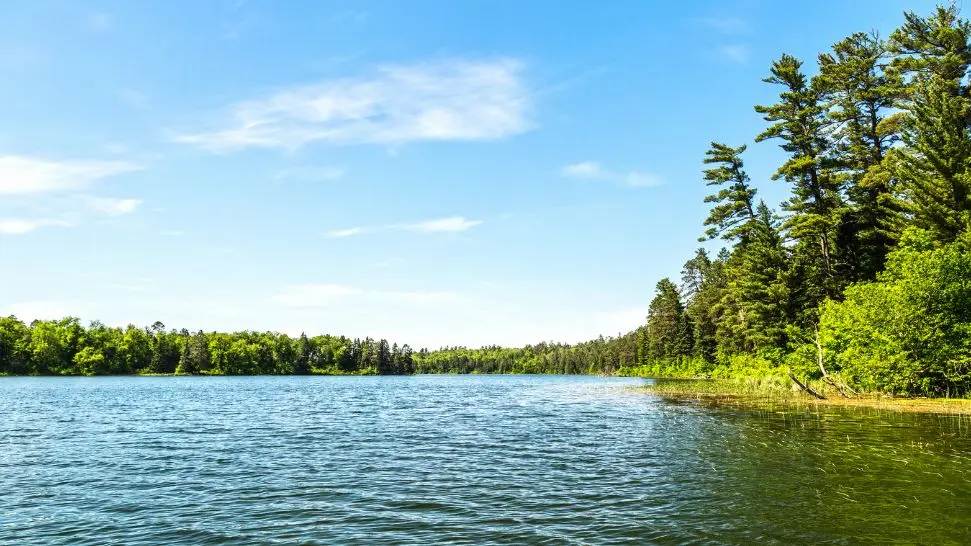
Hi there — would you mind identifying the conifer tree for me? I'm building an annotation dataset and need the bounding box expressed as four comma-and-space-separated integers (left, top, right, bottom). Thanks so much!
891, 5, 971, 242
818, 32, 907, 280
645, 279, 693, 361
700, 142, 758, 242
756, 54, 844, 299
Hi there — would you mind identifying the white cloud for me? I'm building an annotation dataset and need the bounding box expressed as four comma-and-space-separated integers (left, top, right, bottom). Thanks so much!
0, 218, 72, 235
694, 16, 749, 34
561, 161, 604, 178
274, 165, 346, 182
717, 44, 750, 64
270, 283, 459, 309
0, 156, 140, 195
175, 58, 531, 151
561, 161, 663, 188
80, 195, 142, 216
327, 227, 364, 238
159, 229, 187, 236
325, 216, 482, 238
406, 217, 482, 233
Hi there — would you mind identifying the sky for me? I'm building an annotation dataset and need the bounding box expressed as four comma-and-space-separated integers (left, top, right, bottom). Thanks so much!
0, 0, 943, 348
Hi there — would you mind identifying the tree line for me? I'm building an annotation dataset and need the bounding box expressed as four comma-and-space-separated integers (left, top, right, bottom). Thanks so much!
0, 316, 637, 376
627, 5, 971, 396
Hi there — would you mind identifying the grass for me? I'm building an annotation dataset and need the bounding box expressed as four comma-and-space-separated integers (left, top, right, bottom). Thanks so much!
641, 377, 971, 415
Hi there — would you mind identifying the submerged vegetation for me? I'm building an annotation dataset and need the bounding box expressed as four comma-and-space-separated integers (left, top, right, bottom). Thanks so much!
643, 378, 971, 415
3, 6, 971, 402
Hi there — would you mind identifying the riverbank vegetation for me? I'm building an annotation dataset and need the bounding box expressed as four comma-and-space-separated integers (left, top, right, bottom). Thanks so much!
2, 6, 971, 399
643, 378, 971, 415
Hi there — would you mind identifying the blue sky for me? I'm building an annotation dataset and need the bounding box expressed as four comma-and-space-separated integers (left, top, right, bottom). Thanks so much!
0, 0, 941, 347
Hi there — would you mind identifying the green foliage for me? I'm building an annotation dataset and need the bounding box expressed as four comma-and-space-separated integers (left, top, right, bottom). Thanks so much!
819, 231, 971, 395
645, 279, 693, 362
700, 142, 757, 242
0, 318, 639, 377
636, 5, 971, 397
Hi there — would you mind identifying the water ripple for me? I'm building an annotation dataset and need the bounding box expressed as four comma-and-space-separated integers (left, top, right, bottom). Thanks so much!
1, 375, 970, 544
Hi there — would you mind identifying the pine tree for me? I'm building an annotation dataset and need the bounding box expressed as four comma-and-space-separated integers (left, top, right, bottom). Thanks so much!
891, 5, 971, 242
818, 31, 907, 280
700, 142, 758, 242
756, 54, 844, 299
645, 279, 693, 362
681, 249, 723, 363
721, 202, 792, 352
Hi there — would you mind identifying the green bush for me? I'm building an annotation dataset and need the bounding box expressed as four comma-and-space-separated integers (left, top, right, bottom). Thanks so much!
819, 231, 971, 396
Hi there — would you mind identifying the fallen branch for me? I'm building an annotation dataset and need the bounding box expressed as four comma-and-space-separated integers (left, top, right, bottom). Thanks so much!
814, 323, 855, 398
788, 367, 826, 399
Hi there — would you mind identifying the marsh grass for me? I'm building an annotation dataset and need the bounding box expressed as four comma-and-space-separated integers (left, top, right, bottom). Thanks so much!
642, 377, 971, 415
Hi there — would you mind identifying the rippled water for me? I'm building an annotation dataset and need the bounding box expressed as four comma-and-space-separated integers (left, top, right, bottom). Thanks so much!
1, 375, 970, 545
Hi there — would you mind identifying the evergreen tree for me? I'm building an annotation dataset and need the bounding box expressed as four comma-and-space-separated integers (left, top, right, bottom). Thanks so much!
818, 31, 907, 280
645, 279, 693, 361
891, 5, 971, 242
681, 249, 721, 363
718, 203, 792, 353
700, 142, 758, 242
294, 333, 313, 375
756, 54, 844, 300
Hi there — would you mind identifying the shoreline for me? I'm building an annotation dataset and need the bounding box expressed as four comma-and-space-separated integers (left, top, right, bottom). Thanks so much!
639, 378, 971, 415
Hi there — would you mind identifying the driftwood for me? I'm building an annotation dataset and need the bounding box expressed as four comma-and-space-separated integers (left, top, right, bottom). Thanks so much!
788, 368, 826, 399
813, 324, 857, 398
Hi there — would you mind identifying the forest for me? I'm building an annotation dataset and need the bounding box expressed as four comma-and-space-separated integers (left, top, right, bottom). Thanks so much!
3, 5, 971, 396
623, 4, 971, 397
0, 317, 635, 377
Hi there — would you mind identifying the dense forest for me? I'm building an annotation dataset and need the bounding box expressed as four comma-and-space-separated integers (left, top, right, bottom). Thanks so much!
0, 317, 636, 376
625, 4, 971, 397
3, 6, 971, 397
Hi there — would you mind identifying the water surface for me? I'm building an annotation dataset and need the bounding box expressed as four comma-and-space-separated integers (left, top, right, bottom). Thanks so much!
1, 375, 969, 544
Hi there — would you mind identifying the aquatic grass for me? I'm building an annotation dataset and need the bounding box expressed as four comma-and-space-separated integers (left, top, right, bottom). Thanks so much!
642, 377, 971, 415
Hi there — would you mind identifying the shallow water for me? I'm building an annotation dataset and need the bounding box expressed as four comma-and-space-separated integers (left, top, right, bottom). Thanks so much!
1, 375, 969, 545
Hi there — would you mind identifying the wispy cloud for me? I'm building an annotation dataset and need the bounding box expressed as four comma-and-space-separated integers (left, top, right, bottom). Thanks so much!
325, 216, 483, 238
694, 16, 749, 34
693, 15, 752, 64
0, 156, 140, 195
175, 58, 531, 152
274, 165, 346, 182
79, 195, 142, 216
271, 283, 460, 308
159, 229, 187, 236
0, 156, 144, 235
717, 44, 750, 64
560, 161, 663, 188
0, 218, 72, 235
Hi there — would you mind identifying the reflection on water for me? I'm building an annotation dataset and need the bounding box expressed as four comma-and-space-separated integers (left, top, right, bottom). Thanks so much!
1, 375, 968, 544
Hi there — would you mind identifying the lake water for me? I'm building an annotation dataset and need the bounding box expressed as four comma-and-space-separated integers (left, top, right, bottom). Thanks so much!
1, 375, 969, 545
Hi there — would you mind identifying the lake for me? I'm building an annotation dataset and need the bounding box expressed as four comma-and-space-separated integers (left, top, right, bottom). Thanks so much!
1, 375, 969, 544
